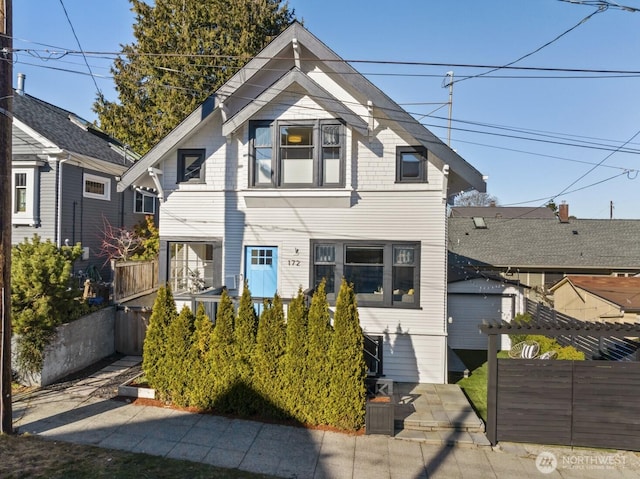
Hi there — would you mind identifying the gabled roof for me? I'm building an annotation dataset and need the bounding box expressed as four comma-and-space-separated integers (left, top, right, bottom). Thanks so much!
450, 206, 557, 219
13, 92, 134, 167
551, 275, 640, 312
119, 21, 485, 193
448, 217, 640, 270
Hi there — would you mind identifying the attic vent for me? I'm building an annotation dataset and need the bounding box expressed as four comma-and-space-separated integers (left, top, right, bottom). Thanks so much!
472, 217, 487, 229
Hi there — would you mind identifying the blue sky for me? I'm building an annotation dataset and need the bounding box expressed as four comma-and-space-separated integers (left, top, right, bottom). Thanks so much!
12, 1, 640, 219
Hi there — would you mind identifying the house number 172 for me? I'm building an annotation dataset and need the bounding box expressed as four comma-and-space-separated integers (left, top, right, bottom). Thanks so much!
288, 260, 300, 267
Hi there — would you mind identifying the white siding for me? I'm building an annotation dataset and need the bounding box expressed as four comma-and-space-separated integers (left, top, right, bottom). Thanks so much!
155, 79, 454, 383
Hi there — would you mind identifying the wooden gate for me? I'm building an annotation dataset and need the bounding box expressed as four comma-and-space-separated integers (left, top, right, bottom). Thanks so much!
115, 307, 150, 355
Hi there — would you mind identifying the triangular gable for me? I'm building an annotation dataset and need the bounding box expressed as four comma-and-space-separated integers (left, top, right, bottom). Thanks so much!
221, 68, 368, 137
119, 21, 485, 193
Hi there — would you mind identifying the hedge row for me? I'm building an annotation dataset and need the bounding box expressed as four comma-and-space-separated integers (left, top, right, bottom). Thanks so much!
142, 278, 367, 431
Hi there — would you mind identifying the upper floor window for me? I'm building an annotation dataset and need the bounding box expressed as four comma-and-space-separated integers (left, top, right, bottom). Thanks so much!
178, 149, 205, 183
396, 146, 427, 183
15, 173, 27, 213
83, 173, 111, 201
250, 120, 344, 188
134, 190, 156, 214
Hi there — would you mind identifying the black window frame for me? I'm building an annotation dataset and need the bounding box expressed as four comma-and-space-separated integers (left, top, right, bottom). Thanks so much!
310, 240, 420, 309
249, 119, 345, 188
177, 148, 206, 184
396, 145, 428, 183
134, 190, 156, 215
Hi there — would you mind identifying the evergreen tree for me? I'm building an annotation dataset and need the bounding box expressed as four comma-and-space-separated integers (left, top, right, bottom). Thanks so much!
207, 289, 236, 410
142, 285, 178, 397
94, 0, 296, 154
188, 302, 215, 409
234, 281, 258, 386
326, 279, 367, 431
164, 305, 196, 406
253, 294, 286, 417
304, 279, 333, 425
11, 235, 83, 374
281, 287, 308, 422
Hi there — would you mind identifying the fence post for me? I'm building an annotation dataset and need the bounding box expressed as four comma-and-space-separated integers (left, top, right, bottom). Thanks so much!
486, 333, 498, 445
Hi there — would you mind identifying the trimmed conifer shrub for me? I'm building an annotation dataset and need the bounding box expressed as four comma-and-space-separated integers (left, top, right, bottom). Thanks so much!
188, 303, 215, 409
234, 281, 258, 386
281, 288, 308, 422
164, 305, 196, 406
304, 279, 333, 425
142, 285, 178, 398
253, 294, 287, 417
208, 289, 237, 412
326, 279, 367, 431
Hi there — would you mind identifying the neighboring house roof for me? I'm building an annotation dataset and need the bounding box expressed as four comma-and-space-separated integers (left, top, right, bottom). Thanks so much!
448, 217, 640, 271
119, 21, 485, 195
551, 275, 640, 312
13, 92, 135, 167
450, 206, 557, 219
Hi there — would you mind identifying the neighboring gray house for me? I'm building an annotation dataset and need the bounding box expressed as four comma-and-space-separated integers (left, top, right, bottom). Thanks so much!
118, 22, 486, 383
11, 88, 151, 280
447, 203, 640, 351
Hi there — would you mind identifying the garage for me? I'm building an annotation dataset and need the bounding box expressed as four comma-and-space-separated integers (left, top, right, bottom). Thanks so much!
447, 278, 524, 351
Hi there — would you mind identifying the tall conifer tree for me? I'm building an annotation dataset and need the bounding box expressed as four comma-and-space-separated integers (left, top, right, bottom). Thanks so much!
326, 279, 367, 431
304, 280, 333, 425
142, 285, 178, 396
281, 287, 308, 421
95, 0, 295, 153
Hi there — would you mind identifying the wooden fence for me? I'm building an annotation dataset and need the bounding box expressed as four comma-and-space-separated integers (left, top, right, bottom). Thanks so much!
112, 259, 158, 302
496, 359, 640, 450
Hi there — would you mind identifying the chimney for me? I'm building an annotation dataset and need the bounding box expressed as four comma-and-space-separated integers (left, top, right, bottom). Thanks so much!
17, 73, 26, 95
559, 202, 569, 223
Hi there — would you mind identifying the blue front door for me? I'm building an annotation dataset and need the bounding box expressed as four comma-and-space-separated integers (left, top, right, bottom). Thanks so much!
244, 246, 278, 299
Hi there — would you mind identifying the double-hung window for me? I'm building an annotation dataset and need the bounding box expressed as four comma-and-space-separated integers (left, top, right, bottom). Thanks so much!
311, 240, 419, 308
250, 120, 344, 188
15, 173, 27, 213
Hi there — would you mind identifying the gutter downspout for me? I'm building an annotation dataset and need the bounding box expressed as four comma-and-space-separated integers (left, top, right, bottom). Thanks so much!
56, 155, 70, 247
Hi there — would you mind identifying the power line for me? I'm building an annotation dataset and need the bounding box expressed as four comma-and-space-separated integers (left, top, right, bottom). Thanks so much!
57, 0, 102, 97
455, 7, 605, 85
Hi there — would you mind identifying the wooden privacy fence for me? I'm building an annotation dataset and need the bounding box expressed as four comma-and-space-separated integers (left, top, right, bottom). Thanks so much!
496, 359, 640, 450
480, 316, 640, 451
112, 259, 158, 302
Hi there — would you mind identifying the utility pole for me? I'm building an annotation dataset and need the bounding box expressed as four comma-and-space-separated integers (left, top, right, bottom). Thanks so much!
444, 71, 454, 147
0, 0, 13, 434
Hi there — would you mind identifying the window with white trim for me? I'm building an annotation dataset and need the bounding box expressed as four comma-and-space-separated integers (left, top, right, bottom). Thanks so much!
168, 242, 216, 294
12, 164, 41, 226
134, 190, 156, 214
249, 120, 344, 188
311, 240, 419, 308
83, 173, 111, 201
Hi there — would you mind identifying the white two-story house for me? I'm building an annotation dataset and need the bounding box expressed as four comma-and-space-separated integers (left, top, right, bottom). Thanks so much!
118, 22, 485, 383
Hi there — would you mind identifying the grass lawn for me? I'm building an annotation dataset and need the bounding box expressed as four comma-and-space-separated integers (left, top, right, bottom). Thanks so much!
456, 351, 509, 422
0, 434, 276, 479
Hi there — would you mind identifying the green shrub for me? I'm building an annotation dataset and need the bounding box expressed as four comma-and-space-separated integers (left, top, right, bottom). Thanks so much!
234, 281, 257, 386
556, 345, 585, 360
164, 305, 196, 406
11, 235, 83, 374
188, 303, 215, 409
326, 279, 367, 431
142, 285, 178, 398
252, 294, 286, 417
509, 313, 533, 346
281, 288, 308, 422
207, 290, 237, 411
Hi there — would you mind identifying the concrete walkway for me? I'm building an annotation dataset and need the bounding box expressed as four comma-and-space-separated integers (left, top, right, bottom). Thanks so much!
11, 359, 640, 478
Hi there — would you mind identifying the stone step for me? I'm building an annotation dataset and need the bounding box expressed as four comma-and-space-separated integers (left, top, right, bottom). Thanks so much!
393, 428, 492, 448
